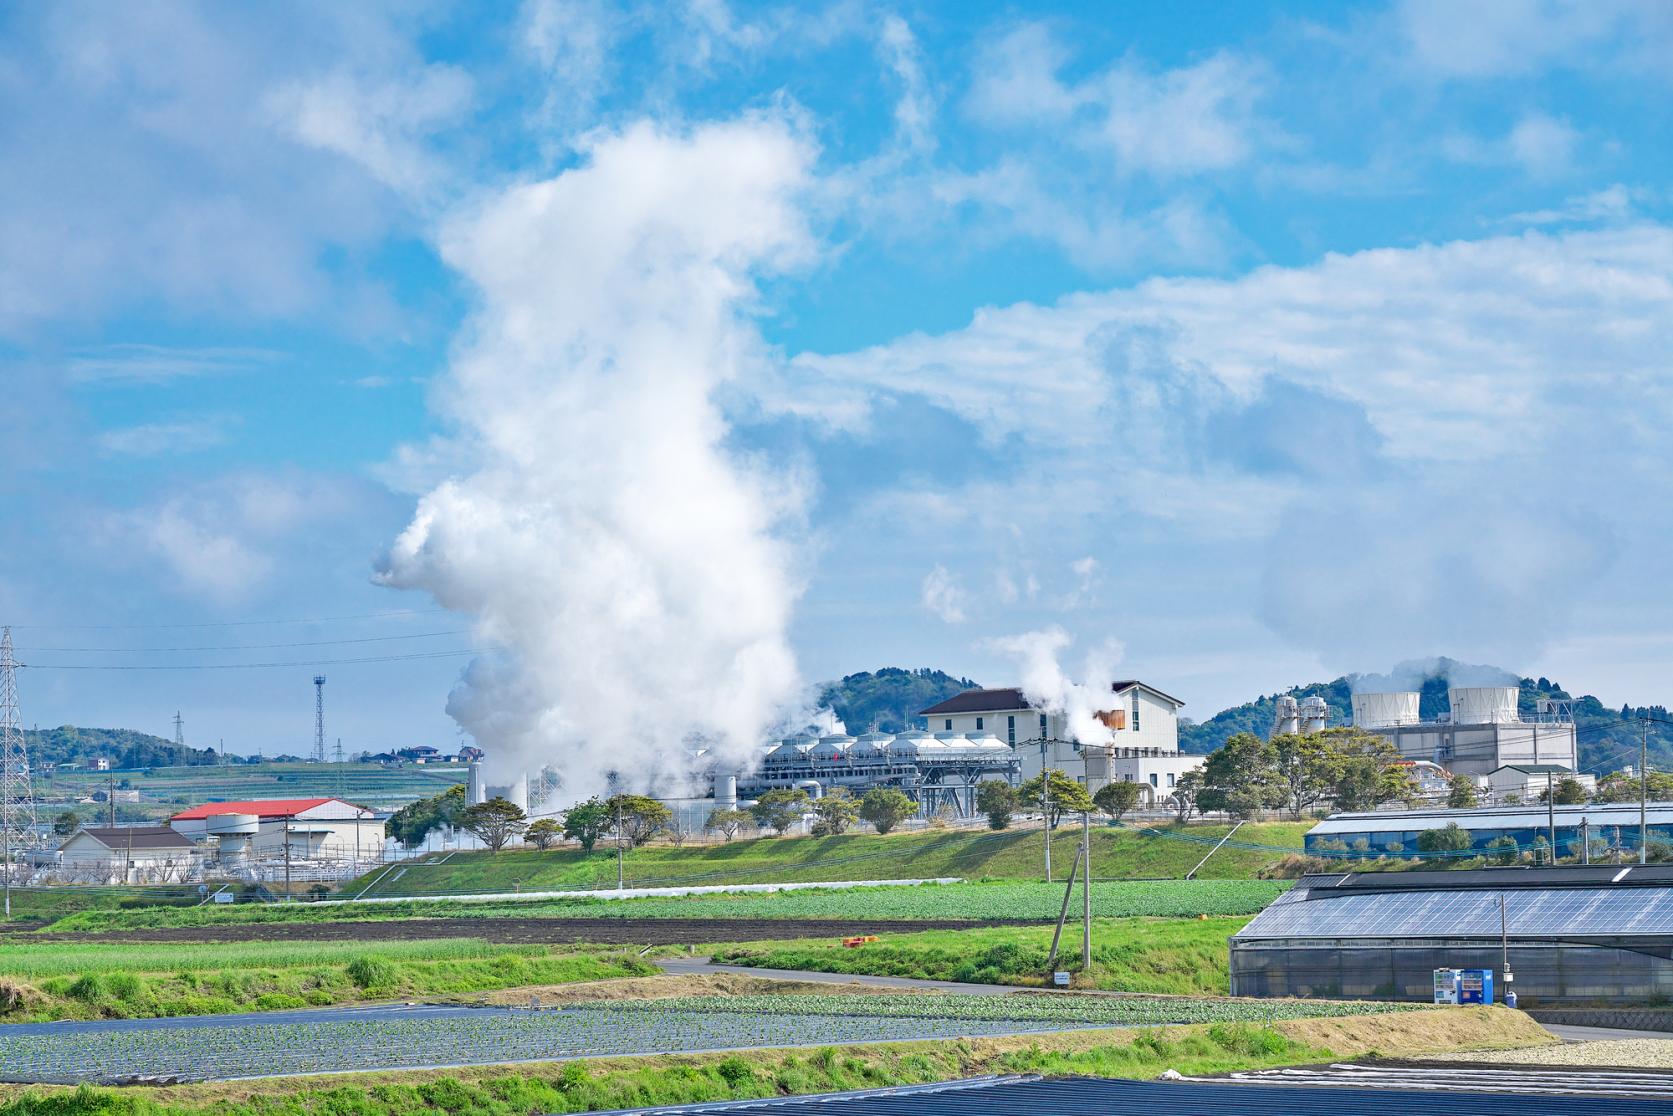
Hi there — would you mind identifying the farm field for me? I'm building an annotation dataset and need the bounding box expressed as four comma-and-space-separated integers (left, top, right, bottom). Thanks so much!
38, 761, 468, 816
0, 937, 653, 1023
349, 821, 1313, 898
38, 878, 1288, 933
0, 991, 1416, 1084
710, 917, 1252, 995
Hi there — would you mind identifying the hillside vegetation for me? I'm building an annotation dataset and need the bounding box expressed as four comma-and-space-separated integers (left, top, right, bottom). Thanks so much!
815, 668, 978, 734
350, 822, 1311, 898
24, 726, 215, 770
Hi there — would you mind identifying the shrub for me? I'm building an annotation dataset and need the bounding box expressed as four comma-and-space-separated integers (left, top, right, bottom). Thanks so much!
346, 955, 398, 990
66, 974, 106, 1003
1416, 822, 1473, 855
715, 1057, 755, 1087
1485, 836, 1519, 864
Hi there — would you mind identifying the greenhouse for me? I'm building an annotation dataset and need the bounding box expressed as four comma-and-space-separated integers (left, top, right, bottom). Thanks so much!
1230, 865, 1673, 1005
1304, 801, 1673, 859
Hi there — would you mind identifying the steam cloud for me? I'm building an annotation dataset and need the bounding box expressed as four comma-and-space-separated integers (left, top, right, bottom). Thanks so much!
378, 116, 817, 803
986, 626, 1125, 748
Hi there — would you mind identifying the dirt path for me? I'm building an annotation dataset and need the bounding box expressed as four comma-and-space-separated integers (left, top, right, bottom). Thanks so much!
24, 916, 1023, 946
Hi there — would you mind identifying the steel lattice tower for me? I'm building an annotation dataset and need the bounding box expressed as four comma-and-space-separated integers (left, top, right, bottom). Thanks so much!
1, 627, 39, 906
173, 710, 184, 748
313, 675, 327, 763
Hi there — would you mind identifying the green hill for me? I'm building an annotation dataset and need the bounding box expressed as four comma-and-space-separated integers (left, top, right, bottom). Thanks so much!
25, 725, 216, 770
816, 667, 978, 733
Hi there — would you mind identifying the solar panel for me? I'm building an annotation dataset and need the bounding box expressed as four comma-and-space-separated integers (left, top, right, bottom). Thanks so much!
1235, 884, 1673, 940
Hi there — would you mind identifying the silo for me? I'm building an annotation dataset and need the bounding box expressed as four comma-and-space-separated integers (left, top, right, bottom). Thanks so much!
1272, 695, 1301, 736
467, 761, 487, 805
717, 775, 738, 809
1299, 696, 1329, 733
1352, 691, 1421, 729
1449, 686, 1520, 726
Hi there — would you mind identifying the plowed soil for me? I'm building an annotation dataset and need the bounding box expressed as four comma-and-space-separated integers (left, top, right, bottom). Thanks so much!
29, 916, 1023, 946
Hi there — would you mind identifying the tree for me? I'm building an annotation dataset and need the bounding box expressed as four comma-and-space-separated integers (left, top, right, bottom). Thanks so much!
975, 780, 1016, 830
605, 794, 672, 847
751, 788, 811, 835
858, 787, 915, 835
810, 788, 859, 837
1538, 776, 1590, 805
526, 817, 562, 850
1314, 728, 1418, 812
1485, 835, 1520, 864
704, 808, 754, 842
1447, 774, 1479, 809
386, 784, 467, 847
1271, 732, 1334, 820
1018, 769, 1095, 828
1197, 732, 1284, 819
1092, 780, 1142, 823
459, 797, 527, 853
1594, 770, 1673, 803
562, 797, 611, 852
53, 810, 82, 837
1416, 821, 1473, 855
1170, 770, 1202, 823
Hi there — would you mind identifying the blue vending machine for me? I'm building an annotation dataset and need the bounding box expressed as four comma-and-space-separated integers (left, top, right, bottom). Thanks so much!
1457, 969, 1495, 1005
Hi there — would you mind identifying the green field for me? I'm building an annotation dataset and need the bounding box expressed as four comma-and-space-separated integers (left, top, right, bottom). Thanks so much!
350, 821, 1312, 898
0, 937, 653, 1023
38, 761, 468, 817
711, 917, 1250, 995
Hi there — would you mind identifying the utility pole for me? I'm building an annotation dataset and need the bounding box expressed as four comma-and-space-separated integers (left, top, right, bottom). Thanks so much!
615, 797, 625, 891
1, 627, 39, 919
1580, 818, 1591, 865
1040, 738, 1052, 882
1546, 772, 1557, 863
283, 814, 292, 899
107, 775, 115, 827
1500, 893, 1511, 988
1081, 807, 1092, 972
1642, 717, 1650, 866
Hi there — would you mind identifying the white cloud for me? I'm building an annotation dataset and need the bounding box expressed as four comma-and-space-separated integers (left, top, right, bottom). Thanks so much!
1507, 112, 1579, 177
1506, 184, 1649, 226
1397, 0, 1669, 79
65, 344, 279, 385
920, 565, 969, 623
96, 418, 229, 457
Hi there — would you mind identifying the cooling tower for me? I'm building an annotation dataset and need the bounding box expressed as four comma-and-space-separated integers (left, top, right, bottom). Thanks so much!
1352, 691, 1421, 729
1299, 695, 1329, 733
1448, 686, 1520, 726
1272, 695, 1301, 736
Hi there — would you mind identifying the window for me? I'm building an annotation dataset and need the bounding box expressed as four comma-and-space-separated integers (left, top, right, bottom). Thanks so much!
1149, 773, 1158, 787
1131, 693, 1140, 732
1123, 773, 1133, 782
945, 719, 952, 731
1007, 715, 1015, 745
976, 716, 983, 731
1167, 772, 1176, 787
1039, 713, 1048, 739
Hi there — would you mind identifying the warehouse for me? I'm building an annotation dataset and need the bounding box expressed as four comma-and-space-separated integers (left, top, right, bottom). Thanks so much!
1230, 865, 1673, 1005
1305, 801, 1673, 859
169, 797, 382, 862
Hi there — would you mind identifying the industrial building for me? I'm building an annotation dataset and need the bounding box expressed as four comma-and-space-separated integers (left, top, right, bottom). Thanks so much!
915, 682, 1201, 805
1349, 685, 1577, 777
732, 729, 1021, 817
54, 826, 200, 883
1306, 801, 1673, 859
1230, 865, 1673, 1005
168, 797, 382, 864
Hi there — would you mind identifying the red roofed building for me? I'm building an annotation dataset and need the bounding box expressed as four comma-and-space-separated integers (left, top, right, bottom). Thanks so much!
170, 797, 380, 861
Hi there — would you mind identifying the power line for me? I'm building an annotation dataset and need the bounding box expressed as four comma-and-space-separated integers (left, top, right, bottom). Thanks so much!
14, 631, 467, 653
18, 649, 481, 672
9, 608, 449, 632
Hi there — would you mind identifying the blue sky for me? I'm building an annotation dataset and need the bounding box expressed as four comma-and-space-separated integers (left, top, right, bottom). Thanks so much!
3, 1, 1672, 767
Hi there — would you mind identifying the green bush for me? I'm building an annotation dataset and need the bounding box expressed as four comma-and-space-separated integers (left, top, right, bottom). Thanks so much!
346, 956, 398, 990
65, 974, 105, 1003
715, 1057, 756, 1087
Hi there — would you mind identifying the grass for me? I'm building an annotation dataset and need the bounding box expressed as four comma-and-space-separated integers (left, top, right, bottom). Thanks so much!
710, 917, 1249, 995
347, 821, 1314, 898
42, 878, 1286, 933
0, 937, 655, 1023
0, 1006, 1548, 1116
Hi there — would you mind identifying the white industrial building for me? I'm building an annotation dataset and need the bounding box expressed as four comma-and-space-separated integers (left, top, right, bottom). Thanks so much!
1483, 763, 1597, 805
168, 797, 382, 863
55, 826, 200, 883
1350, 686, 1577, 778
916, 681, 1202, 806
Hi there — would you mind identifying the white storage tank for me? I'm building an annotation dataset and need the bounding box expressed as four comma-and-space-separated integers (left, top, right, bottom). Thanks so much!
204, 812, 258, 861
1273, 695, 1301, 736
1352, 691, 1421, 729
1449, 686, 1520, 726
1299, 695, 1329, 733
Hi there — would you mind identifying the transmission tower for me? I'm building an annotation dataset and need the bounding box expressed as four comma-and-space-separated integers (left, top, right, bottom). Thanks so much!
1, 627, 40, 912
173, 710, 185, 748
312, 675, 327, 764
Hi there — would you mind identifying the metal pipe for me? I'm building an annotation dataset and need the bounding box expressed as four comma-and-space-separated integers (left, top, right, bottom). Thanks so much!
1186, 820, 1244, 880
1081, 809, 1092, 972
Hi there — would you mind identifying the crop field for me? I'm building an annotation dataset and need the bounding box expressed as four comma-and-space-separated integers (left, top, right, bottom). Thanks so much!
345, 822, 1313, 899
42, 878, 1288, 934
0, 993, 1411, 1084
0, 938, 654, 1023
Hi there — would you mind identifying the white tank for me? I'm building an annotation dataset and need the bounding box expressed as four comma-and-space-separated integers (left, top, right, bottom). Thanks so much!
204, 812, 258, 861
1272, 695, 1300, 736
717, 775, 738, 809
467, 761, 486, 805
1299, 695, 1329, 733
1449, 686, 1520, 726
1352, 691, 1421, 729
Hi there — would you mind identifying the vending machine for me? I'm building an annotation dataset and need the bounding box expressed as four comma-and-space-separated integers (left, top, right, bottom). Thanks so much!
1458, 969, 1495, 1005
1432, 968, 1461, 1004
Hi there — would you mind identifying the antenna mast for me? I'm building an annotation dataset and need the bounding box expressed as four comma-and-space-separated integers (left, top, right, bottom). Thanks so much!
313, 675, 327, 764
1, 627, 40, 915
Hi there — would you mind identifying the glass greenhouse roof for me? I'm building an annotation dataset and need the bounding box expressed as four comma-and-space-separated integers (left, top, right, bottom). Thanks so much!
1235, 884, 1673, 941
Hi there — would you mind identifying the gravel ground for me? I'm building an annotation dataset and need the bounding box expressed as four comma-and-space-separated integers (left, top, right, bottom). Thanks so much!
1439, 1039, 1673, 1068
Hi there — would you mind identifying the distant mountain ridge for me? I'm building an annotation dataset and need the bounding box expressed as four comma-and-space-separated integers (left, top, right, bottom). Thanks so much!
24, 725, 217, 770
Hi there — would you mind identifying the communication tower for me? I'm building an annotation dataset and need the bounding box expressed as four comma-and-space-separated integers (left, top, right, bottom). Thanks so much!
1, 627, 40, 911
313, 675, 327, 764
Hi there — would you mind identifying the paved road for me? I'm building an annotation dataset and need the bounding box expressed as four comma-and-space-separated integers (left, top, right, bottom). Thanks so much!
656, 957, 1017, 995
1546, 1024, 1673, 1042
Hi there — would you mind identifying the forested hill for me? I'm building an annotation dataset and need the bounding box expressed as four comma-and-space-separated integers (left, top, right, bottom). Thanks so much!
817, 668, 979, 734
1176, 657, 1673, 774
24, 725, 218, 770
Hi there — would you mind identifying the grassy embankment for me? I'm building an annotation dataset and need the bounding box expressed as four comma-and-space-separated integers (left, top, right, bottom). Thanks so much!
0, 938, 654, 1023
349, 821, 1313, 898
711, 917, 1247, 995
42, 878, 1286, 932
0, 1007, 1551, 1116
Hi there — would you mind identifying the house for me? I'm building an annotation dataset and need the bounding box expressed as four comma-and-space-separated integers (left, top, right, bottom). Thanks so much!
57, 826, 200, 883
916, 681, 1202, 806
169, 798, 382, 861
1484, 764, 1596, 805
92, 757, 111, 772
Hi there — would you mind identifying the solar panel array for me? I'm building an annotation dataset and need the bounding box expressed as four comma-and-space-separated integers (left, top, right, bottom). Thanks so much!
1235, 883, 1673, 940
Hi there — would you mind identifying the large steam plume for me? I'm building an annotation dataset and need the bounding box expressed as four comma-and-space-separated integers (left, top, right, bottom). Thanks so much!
986, 626, 1125, 748
378, 116, 816, 803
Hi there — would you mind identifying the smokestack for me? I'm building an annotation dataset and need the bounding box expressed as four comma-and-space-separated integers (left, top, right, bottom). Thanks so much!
718, 774, 738, 810
467, 761, 486, 805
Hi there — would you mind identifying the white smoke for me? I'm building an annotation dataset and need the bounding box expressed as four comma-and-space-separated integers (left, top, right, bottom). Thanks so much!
985, 625, 1126, 747
378, 115, 817, 801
